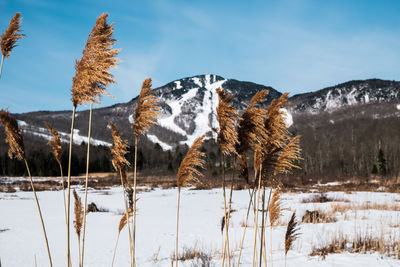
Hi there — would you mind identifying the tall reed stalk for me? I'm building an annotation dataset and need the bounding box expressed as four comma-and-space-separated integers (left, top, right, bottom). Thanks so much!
131, 78, 160, 265
70, 13, 119, 267
112, 211, 133, 267
175, 135, 206, 267
109, 122, 134, 266
215, 88, 240, 266
0, 110, 52, 267
0, 12, 24, 80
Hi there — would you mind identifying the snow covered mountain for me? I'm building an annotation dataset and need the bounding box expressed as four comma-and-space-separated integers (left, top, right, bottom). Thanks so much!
10, 75, 400, 151
289, 79, 400, 114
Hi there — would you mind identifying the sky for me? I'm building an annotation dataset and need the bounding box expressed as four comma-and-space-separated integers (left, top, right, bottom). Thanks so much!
1, 0, 400, 113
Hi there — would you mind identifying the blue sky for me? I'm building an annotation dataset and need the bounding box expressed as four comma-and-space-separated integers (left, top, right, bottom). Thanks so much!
1, 0, 400, 112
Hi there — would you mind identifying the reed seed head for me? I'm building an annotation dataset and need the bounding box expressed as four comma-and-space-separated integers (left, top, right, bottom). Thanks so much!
109, 122, 130, 173
0, 109, 25, 160
71, 13, 119, 107
285, 211, 300, 256
44, 122, 62, 166
216, 88, 240, 155
73, 189, 83, 239
177, 135, 206, 190
1, 12, 24, 58
268, 189, 281, 227
236, 90, 269, 180
132, 78, 160, 137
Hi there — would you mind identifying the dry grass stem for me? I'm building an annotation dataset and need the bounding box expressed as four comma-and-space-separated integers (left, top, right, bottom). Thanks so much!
132, 78, 160, 137
1, 12, 24, 58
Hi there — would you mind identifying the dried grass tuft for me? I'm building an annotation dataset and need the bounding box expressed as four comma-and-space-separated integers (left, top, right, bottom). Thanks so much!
1, 12, 24, 58
0, 109, 24, 160
132, 78, 160, 137
177, 135, 206, 189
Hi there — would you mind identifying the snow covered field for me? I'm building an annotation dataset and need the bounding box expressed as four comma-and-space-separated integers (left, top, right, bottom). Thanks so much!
1, 186, 400, 266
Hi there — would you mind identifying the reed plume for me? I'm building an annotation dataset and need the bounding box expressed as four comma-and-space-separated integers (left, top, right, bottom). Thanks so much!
215, 87, 240, 267
109, 122, 134, 266
176, 135, 206, 267
0, 109, 24, 160
109, 122, 130, 172
236, 90, 269, 182
44, 122, 62, 166
0, 110, 52, 266
44, 122, 67, 226
285, 211, 300, 267
177, 135, 206, 189
132, 78, 160, 137
216, 88, 240, 155
0, 12, 24, 79
268, 189, 281, 227
73, 189, 83, 239
68, 13, 119, 267
130, 77, 159, 265
71, 13, 119, 107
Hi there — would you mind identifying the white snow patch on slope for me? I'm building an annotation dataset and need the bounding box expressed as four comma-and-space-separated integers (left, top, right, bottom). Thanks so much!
182, 74, 225, 146
146, 134, 172, 151
157, 88, 199, 137
17, 120, 111, 147
280, 108, 293, 128
128, 114, 134, 124
192, 77, 203, 87
365, 94, 370, 103
397, 104, 400, 110
174, 81, 182, 89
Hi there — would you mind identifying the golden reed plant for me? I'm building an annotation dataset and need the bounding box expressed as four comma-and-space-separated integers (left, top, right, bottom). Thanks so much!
0, 110, 53, 266
109, 122, 135, 266
44, 122, 67, 225
0, 12, 24, 79
130, 77, 160, 265
73, 189, 84, 267
69, 13, 119, 267
215, 88, 240, 267
235, 90, 268, 266
285, 211, 299, 267
175, 135, 206, 267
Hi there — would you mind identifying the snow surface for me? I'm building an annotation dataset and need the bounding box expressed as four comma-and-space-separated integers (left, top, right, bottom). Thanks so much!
17, 120, 112, 147
397, 104, 400, 110
1, 187, 400, 266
